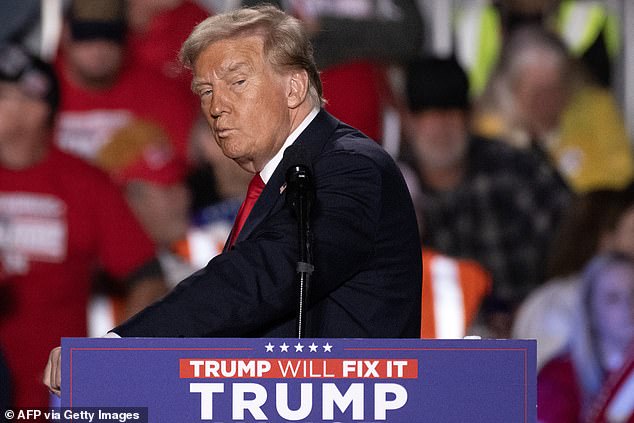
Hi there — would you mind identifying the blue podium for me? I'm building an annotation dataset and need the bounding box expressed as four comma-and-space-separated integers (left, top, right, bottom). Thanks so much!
60, 337, 536, 422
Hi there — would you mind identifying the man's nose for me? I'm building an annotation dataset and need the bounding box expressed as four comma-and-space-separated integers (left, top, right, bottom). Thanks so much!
209, 90, 230, 119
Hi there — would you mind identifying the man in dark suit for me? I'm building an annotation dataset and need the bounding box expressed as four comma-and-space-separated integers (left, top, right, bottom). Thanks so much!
45, 4, 421, 394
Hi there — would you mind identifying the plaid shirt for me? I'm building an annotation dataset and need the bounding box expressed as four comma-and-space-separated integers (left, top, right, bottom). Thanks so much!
408, 136, 573, 304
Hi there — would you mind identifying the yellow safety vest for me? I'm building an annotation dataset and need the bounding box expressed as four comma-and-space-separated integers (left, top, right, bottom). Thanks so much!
556, 0, 620, 60
454, 1, 502, 98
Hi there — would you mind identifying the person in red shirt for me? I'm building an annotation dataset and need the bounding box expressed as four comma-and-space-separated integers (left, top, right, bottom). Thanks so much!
0, 43, 167, 408
53, 0, 198, 163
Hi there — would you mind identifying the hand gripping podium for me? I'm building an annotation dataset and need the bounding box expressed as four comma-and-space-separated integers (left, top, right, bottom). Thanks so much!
60, 337, 536, 422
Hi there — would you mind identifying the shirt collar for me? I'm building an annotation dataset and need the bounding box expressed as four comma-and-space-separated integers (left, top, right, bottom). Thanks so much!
259, 107, 320, 184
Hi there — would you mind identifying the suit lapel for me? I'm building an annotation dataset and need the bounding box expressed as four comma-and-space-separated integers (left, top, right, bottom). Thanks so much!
232, 110, 339, 246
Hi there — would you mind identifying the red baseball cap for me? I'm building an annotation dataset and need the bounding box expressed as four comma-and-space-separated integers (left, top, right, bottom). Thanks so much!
97, 119, 187, 186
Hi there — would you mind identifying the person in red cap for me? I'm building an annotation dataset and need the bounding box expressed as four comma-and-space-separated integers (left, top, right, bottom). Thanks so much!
97, 119, 216, 288
0, 43, 167, 408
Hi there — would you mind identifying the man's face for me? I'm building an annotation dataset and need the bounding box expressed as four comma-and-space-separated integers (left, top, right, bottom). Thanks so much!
408, 108, 469, 171
127, 181, 191, 247
591, 262, 634, 350
192, 35, 293, 173
0, 82, 50, 150
513, 60, 566, 136
66, 39, 124, 88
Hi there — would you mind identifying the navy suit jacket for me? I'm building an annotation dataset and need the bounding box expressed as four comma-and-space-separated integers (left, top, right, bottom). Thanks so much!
115, 110, 422, 338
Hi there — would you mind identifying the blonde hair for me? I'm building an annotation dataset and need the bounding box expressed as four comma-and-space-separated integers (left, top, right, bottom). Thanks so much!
179, 4, 323, 107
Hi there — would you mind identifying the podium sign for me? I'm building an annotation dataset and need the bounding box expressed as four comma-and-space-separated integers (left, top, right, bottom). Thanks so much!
61, 337, 536, 422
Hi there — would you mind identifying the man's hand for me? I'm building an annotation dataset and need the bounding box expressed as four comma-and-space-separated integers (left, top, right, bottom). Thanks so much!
43, 346, 61, 397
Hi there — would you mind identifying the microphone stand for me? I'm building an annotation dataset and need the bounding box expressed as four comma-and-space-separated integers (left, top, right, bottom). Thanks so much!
286, 165, 314, 339
295, 186, 313, 339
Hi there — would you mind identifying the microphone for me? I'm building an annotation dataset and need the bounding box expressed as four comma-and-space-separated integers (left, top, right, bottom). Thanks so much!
284, 144, 314, 219
283, 144, 314, 338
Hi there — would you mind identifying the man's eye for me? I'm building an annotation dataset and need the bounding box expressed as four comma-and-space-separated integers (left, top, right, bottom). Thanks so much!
234, 80, 246, 86
200, 89, 213, 97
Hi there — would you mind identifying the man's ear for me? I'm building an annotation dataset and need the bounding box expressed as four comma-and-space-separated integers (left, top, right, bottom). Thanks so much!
287, 69, 309, 109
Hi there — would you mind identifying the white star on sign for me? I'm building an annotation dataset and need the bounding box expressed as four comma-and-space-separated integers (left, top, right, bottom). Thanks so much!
265, 342, 274, 352
308, 342, 319, 352
323, 342, 333, 352
294, 343, 304, 352
280, 342, 290, 352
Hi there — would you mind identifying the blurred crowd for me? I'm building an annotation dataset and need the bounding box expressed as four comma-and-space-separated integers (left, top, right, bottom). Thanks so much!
0, 0, 632, 421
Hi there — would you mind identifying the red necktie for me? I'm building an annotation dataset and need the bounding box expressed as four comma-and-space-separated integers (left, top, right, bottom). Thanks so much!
227, 173, 265, 248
